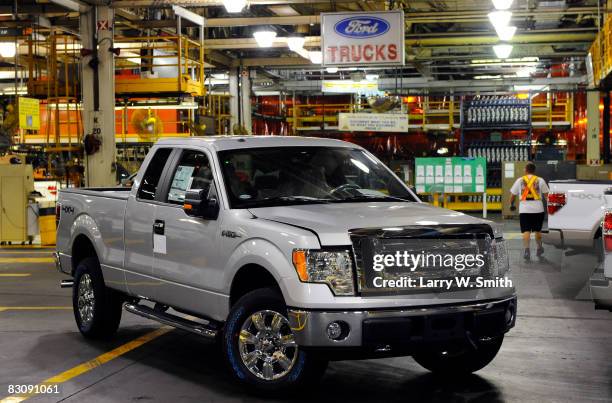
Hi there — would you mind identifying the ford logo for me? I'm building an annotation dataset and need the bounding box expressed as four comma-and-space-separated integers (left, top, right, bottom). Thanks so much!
334, 16, 390, 39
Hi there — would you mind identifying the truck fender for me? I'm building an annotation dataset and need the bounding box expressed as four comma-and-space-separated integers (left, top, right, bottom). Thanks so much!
223, 237, 295, 299
69, 213, 103, 264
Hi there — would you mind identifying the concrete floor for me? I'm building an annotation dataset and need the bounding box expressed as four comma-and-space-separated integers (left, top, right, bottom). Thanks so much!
1, 215, 611, 402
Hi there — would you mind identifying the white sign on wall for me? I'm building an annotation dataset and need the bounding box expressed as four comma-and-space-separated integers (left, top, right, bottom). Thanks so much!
321, 10, 405, 67
338, 113, 408, 132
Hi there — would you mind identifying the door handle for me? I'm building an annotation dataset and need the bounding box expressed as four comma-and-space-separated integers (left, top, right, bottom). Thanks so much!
153, 220, 165, 235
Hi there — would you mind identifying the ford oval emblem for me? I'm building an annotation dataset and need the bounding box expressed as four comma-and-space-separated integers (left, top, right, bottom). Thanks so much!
334, 16, 390, 39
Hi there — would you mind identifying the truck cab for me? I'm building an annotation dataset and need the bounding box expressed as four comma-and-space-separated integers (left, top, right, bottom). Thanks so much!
56, 136, 516, 392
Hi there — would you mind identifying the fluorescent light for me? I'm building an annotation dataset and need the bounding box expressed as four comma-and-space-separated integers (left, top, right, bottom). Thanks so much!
488, 11, 512, 28
492, 0, 514, 10
223, 0, 247, 13
0, 42, 16, 58
326, 67, 338, 73
495, 25, 516, 41
287, 36, 305, 52
309, 51, 322, 64
253, 31, 277, 48
493, 44, 513, 59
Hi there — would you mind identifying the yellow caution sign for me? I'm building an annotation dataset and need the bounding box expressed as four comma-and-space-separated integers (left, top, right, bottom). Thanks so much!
18, 97, 40, 130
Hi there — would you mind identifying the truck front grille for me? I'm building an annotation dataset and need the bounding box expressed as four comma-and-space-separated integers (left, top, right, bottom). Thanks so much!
349, 225, 496, 296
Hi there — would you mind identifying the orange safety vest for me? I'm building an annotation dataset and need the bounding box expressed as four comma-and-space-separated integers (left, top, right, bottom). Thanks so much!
520, 175, 541, 201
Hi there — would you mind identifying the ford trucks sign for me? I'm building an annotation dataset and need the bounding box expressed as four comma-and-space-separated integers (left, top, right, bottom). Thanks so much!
321, 10, 404, 67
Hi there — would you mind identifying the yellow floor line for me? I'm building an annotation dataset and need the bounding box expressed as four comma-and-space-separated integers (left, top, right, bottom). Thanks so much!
0, 274, 31, 277
0, 258, 55, 264
0, 251, 53, 255
0, 326, 173, 403
0, 307, 71, 311
0, 245, 52, 249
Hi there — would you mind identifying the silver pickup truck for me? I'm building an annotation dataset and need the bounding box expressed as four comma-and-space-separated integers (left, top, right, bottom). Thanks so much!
55, 136, 515, 392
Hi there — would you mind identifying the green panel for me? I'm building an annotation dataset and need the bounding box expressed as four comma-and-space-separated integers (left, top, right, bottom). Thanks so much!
415, 157, 487, 194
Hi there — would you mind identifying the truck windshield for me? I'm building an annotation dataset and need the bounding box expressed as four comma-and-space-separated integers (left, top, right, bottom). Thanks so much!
218, 146, 416, 208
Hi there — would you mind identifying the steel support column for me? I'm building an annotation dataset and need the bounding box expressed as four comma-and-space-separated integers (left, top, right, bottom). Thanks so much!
604, 91, 611, 164
240, 68, 252, 134
586, 91, 601, 164
229, 69, 239, 131
80, 5, 116, 186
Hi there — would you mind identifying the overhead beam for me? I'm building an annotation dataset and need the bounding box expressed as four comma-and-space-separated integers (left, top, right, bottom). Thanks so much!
206, 15, 320, 27
267, 76, 588, 92
232, 56, 311, 67
48, 0, 90, 12
203, 31, 595, 50
110, 0, 359, 7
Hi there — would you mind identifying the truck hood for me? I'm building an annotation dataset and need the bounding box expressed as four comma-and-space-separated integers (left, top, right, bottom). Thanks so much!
248, 202, 494, 245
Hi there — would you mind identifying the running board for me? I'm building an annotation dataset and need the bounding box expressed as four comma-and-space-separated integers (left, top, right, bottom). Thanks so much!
124, 303, 218, 339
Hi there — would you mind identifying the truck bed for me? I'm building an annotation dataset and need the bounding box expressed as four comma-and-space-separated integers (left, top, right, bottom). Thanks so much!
60, 187, 131, 200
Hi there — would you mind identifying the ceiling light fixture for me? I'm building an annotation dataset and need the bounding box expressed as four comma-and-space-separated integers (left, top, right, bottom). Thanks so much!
326, 67, 338, 73
0, 42, 16, 58
492, 0, 514, 10
223, 0, 247, 13
309, 51, 322, 64
253, 31, 277, 48
495, 25, 517, 41
488, 10, 512, 29
493, 44, 513, 59
287, 36, 305, 52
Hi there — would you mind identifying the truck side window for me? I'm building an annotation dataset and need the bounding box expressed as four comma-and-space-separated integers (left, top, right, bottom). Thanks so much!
166, 150, 212, 205
137, 148, 172, 201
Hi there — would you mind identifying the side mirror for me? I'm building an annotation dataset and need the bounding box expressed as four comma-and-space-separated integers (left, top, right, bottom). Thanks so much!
184, 188, 219, 220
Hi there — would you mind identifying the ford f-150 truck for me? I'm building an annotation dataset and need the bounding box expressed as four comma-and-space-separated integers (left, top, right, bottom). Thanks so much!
544, 180, 612, 253
55, 136, 515, 392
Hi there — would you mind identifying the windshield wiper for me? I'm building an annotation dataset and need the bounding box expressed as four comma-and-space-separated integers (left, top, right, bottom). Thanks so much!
265, 196, 331, 202
246, 195, 332, 207
335, 194, 413, 203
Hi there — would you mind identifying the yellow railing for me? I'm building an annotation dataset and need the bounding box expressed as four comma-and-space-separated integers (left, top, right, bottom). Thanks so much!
589, 14, 612, 86
203, 94, 231, 135
286, 95, 572, 132
26, 34, 81, 98
114, 35, 205, 96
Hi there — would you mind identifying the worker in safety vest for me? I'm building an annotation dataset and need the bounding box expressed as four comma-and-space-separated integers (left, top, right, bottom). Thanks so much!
509, 162, 549, 261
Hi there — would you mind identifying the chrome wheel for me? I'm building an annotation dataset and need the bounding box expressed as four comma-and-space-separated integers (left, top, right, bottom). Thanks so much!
238, 310, 298, 381
77, 273, 95, 327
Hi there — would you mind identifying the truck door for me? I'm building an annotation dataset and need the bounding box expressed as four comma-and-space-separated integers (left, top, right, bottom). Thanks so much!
124, 147, 175, 297
152, 148, 223, 314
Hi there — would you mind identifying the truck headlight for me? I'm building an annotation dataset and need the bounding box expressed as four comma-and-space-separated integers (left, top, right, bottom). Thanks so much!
292, 249, 355, 296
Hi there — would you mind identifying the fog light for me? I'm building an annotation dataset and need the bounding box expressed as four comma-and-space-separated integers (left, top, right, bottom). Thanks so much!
326, 322, 342, 339
326, 321, 349, 340
505, 305, 515, 326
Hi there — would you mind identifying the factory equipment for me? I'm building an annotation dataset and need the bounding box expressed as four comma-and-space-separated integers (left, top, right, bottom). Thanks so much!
0, 159, 35, 244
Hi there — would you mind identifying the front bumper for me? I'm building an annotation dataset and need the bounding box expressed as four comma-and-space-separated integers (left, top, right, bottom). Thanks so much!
287, 296, 516, 349
590, 268, 612, 311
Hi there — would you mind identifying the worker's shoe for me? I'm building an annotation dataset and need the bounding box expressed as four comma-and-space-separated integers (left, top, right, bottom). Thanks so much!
523, 248, 531, 261
536, 247, 544, 257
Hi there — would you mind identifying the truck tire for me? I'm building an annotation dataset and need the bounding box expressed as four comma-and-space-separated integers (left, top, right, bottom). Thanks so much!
412, 336, 504, 375
72, 257, 123, 339
221, 288, 327, 394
